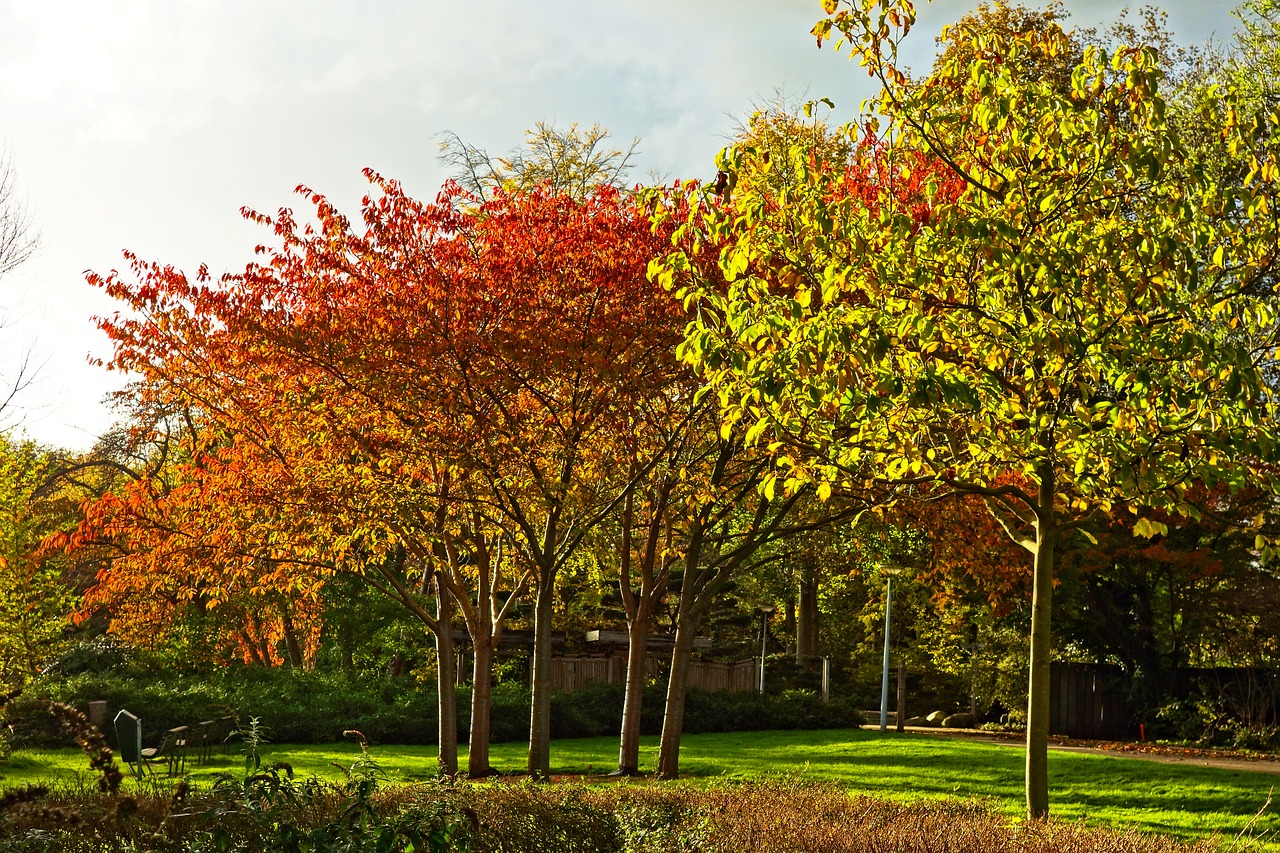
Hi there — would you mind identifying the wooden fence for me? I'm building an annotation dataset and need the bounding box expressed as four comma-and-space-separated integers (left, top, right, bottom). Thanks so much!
1049, 663, 1280, 740
1050, 662, 1133, 739
548, 655, 758, 693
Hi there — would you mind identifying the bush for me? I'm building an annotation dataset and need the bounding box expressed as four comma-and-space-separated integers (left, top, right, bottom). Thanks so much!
1150, 696, 1280, 751
0, 776, 1221, 852
6, 666, 862, 753
4, 668, 441, 749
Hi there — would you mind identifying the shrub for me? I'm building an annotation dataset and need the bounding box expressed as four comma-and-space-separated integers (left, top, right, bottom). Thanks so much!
4, 669, 442, 749
0, 776, 1222, 852
7, 667, 862, 753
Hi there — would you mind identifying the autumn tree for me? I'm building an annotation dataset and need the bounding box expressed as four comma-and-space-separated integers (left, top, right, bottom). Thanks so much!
63, 416, 330, 670
77, 171, 686, 778
597, 393, 699, 775
656, 1, 1280, 818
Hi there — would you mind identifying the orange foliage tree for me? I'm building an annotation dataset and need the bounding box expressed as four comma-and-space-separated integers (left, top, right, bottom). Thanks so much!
70, 174, 687, 777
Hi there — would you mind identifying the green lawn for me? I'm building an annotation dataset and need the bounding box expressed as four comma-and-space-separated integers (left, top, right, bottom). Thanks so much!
3, 729, 1276, 846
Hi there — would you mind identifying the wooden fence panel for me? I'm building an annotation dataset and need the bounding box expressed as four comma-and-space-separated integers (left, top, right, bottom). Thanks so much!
1050, 662, 1133, 739
548, 656, 759, 693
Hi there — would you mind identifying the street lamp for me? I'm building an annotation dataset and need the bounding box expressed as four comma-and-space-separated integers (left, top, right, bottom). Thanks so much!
879, 565, 904, 732
757, 605, 775, 693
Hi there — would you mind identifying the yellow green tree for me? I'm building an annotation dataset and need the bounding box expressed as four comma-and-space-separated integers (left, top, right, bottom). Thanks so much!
0, 437, 77, 693
655, 1, 1280, 818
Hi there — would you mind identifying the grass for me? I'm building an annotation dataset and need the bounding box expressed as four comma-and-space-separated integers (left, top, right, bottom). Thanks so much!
2, 728, 1277, 847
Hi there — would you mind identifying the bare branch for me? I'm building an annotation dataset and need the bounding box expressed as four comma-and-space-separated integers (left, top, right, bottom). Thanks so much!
0, 149, 38, 280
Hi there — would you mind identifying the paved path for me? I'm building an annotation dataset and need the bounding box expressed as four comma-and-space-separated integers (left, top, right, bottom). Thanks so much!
861, 724, 1280, 774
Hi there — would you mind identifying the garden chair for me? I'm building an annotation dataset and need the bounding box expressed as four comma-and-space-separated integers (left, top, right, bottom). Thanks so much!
159, 726, 189, 775
114, 712, 182, 778
216, 715, 237, 753
113, 709, 145, 780
193, 719, 217, 764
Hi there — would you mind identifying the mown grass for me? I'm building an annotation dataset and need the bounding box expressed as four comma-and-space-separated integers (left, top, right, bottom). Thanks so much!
3, 728, 1277, 847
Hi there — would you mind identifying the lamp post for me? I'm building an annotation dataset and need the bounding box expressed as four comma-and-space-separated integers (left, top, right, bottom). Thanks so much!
879, 566, 904, 732
757, 605, 775, 693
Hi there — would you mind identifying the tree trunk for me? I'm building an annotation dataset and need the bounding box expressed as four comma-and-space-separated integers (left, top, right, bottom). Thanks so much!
279, 604, 305, 668
527, 575, 555, 777
783, 597, 796, 655
240, 627, 265, 667
435, 572, 459, 777
796, 563, 820, 660
656, 611, 698, 779
468, 637, 495, 777
339, 624, 355, 672
616, 607, 651, 774
1026, 468, 1056, 819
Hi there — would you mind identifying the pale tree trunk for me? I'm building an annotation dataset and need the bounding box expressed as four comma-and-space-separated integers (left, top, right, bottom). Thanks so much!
527, 572, 555, 777
469, 637, 495, 777
615, 483, 672, 775
435, 521, 529, 780
656, 514, 706, 780
1026, 466, 1056, 819
617, 607, 651, 774
656, 611, 699, 779
653, 468, 808, 780
358, 546, 459, 777
796, 562, 820, 660
434, 569, 459, 777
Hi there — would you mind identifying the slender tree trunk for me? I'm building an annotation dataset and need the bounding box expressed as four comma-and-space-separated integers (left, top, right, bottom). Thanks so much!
435, 572, 459, 777
796, 563, 820, 660
527, 574, 555, 777
240, 627, 265, 667
279, 605, 305, 668
1026, 467, 1056, 819
656, 612, 698, 780
783, 597, 796, 655
339, 623, 355, 672
468, 637, 495, 777
616, 607, 651, 774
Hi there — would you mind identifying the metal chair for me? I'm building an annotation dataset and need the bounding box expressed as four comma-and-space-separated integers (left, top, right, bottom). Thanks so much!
115, 711, 182, 777
155, 726, 189, 775
193, 720, 217, 764
113, 709, 145, 779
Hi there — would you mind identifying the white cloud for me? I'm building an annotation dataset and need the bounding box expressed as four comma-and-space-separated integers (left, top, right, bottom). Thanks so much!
0, 0, 1240, 450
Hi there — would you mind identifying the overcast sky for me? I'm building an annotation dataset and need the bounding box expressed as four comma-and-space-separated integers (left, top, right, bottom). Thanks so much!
0, 0, 1237, 451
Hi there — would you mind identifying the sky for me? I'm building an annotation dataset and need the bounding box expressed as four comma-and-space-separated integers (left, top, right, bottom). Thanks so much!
0, 0, 1239, 452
